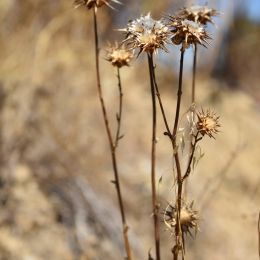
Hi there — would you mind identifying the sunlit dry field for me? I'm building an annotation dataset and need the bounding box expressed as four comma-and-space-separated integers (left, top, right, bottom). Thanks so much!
0, 1, 260, 259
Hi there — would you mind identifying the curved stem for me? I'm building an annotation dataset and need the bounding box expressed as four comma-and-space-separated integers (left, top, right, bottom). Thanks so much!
93, 8, 132, 260
182, 132, 201, 181
147, 53, 160, 260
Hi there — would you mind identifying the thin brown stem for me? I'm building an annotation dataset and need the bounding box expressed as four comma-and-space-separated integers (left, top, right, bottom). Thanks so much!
150, 58, 172, 138
172, 50, 185, 139
149, 53, 185, 260
172, 50, 185, 260
93, 8, 132, 260
182, 132, 202, 181
115, 67, 123, 148
149, 54, 185, 259
191, 44, 197, 104
147, 53, 160, 260
185, 44, 198, 197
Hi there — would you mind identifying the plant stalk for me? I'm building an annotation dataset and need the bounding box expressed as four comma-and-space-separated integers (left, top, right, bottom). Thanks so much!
93, 8, 132, 260
115, 67, 123, 148
172, 50, 185, 260
147, 53, 160, 260
184, 43, 198, 198
148, 50, 186, 260
182, 133, 201, 181
192, 43, 197, 104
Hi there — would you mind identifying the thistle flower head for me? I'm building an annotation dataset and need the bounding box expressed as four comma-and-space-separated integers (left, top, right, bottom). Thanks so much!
121, 13, 170, 55
179, 5, 219, 25
168, 16, 210, 50
164, 201, 199, 236
196, 108, 220, 138
74, 0, 120, 10
105, 42, 133, 68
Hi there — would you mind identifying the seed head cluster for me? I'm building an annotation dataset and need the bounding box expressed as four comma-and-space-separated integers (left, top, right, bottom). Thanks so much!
168, 17, 210, 50
196, 109, 220, 138
122, 13, 169, 54
106, 43, 133, 68
74, 0, 120, 9
164, 201, 199, 236
178, 5, 219, 25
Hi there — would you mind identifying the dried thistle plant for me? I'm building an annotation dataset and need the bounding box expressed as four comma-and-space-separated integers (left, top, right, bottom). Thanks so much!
164, 201, 199, 237
121, 13, 170, 55
72, 2, 222, 259
175, 5, 218, 104
168, 17, 210, 50
74, 0, 120, 10
105, 42, 133, 148
75, 3, 133, 259
147, 10, 219, 259
178, 5, 219, 25
120, 12, 171, 260
105, 42, 133, 68
196, 109, 220, 139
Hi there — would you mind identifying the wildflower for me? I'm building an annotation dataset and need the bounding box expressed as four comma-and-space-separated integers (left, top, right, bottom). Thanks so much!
178, 5, 219, 25
164, 201, 199, 236
168, 17, 210, 50
121, 13, 170, 55
106, 43, 133, 68
196, 109, 220, 138
74, 0, 120, 10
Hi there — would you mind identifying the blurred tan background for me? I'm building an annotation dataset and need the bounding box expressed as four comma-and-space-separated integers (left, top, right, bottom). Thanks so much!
0, 0, 260, 259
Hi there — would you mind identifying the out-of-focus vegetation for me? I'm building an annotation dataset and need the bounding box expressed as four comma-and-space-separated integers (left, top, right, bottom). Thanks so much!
0, 1, 260, 259
215, 15, 260, 100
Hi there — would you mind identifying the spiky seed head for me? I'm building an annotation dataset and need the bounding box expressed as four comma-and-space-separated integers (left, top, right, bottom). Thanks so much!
178, 5, 219, 25
196, 109, 220, 138
74, 0, 120, 10
168, 17, 211, 50
106, 42, 133, 68
121, 13, 170, 55
164, 201, 199, 236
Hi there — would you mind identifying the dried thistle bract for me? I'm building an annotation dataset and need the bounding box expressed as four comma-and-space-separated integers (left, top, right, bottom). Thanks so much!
121, 13, 170, 54
106, 43, 133, 68
179, 5, 219, 25
168, 17, 210, 50
164, 201, 199, 236
74, 0, 120, 9
196, 109, 220, 138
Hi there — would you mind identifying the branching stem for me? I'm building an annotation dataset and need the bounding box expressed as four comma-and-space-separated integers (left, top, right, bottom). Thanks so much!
173, 50, 185, 260
93, 8, 132, 260
182, 132, 202, 181
149, 50, 186, 260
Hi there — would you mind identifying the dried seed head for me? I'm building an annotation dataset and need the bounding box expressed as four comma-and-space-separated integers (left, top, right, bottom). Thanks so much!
179, 5, 219, 25
164, 201, 199, 236
74, 0, 120, 10
106, 42, 133, 68
121, 13, 170, 55
196, 109, 220, 138
168, 17, 210, 50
